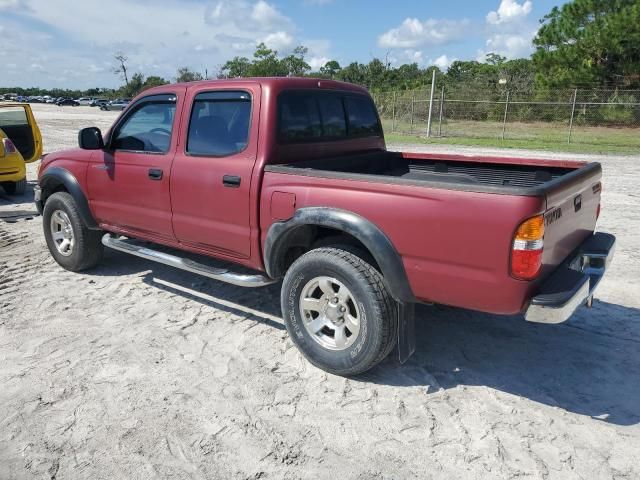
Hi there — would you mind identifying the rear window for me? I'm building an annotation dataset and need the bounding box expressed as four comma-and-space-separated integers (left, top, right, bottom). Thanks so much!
277, 90, 381, 143
344, 96, 381, 137
0, 107, 28, 127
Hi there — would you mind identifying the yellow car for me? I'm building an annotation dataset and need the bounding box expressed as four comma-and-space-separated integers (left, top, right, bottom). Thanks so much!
0, 104, 42, 195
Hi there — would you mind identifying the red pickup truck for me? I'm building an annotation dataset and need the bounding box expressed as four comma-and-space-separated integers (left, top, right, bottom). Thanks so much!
35, 78, 615, 375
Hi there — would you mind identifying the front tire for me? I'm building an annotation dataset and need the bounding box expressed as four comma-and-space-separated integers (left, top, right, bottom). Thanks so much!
281, 247, 397, 376
43, 192, 103, 271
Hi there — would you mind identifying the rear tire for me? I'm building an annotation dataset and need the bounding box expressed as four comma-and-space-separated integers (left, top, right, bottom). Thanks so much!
1, 178, 26, 195
281, 247, 397, 376
43, 192, 103, 271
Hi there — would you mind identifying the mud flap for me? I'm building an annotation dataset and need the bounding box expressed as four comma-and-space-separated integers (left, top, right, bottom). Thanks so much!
397, 302, 416, 363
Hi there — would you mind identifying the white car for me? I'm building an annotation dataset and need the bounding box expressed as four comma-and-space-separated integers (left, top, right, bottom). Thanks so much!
77, 97, 94, 106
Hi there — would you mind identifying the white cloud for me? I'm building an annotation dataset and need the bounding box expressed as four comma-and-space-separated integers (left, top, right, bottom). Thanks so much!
0, 0, 337, 88
403, 49, 424, 64
378, 18, 469, 49
308, 56, 330, 70
0, 0, 31, 11
486, 0, 532, 25
261, 31, 294, 50
480, 0, 536, 60
251, 0, 292, 29
432, 54, 455, 70
205, 0, 293, 32
478, 31, 536, 60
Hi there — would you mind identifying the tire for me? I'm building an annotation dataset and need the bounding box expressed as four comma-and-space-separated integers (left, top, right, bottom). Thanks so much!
43, 192, 103, 271
1, 177, 26, 195
281, 247, 397, 376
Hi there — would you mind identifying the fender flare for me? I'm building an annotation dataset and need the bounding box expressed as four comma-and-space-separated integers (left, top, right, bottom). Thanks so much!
264, 207, 415, 303
39, 166, 99, 229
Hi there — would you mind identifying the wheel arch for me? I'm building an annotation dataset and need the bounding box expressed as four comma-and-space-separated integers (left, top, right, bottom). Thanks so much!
264, 207, 415, 303
39, 166, 99, 229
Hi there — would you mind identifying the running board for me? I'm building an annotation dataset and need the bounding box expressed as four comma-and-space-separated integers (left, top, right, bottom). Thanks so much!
101, 234, 277, 287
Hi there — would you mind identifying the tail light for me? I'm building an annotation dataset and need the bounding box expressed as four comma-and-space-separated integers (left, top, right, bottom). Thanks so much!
511, 214, 545, 280
2, 138, 17, 154
594, 182, 602, 220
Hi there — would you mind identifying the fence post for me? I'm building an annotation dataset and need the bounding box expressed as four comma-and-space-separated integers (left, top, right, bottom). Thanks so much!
438, 86, 445, 137
391, 91, 397, 133
427, 69, 436, 137
501, 90, 510, 141
568, 88, 578, 144
410, 92, 415, 134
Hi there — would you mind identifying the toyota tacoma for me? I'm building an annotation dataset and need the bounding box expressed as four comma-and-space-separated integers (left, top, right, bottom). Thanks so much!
35, 78, 615, 375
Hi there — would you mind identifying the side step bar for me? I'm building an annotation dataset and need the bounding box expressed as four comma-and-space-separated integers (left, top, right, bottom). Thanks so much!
101, 234, 277, 288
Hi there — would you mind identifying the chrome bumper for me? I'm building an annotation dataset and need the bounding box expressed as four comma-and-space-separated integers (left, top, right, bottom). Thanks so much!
525, 232, 616, 324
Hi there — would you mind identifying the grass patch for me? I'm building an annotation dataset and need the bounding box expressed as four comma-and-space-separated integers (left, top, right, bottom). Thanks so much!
382, 119, 640, 155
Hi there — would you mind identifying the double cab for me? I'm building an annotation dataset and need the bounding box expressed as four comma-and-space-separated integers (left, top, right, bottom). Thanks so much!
35, 78, 615, 375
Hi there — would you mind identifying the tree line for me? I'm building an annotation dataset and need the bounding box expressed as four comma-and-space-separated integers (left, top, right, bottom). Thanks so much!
2, 0, 638, 99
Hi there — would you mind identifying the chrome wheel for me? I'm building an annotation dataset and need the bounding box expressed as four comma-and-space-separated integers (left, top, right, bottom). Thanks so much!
299, 276, 361, 351
50, 209, 75, 256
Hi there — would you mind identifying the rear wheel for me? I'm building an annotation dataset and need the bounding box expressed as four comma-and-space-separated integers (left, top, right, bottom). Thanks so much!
281, 247, 397, 376
43, 192, 103, 271
1, 177, 26, 195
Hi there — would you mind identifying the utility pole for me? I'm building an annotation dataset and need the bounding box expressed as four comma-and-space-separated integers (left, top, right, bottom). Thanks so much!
427, 69, 436, 138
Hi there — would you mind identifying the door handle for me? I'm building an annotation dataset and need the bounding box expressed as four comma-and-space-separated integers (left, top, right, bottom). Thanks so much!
223, 175, 241, 188
148, 168, 163, 180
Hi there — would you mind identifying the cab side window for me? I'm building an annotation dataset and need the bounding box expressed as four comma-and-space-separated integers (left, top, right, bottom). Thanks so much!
187, 91, 251, 157
112, 95, 176, 153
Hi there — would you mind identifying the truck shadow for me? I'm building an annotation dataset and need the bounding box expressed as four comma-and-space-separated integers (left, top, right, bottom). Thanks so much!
365, 302, 640, 426
0, 181, 39, 223
94, 250, 640, 426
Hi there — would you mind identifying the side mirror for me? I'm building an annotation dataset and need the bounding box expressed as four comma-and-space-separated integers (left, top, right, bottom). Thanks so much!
78, 127, 104, 150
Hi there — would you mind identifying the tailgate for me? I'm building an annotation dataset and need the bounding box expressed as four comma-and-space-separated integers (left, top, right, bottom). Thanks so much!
539, 163, 602, 277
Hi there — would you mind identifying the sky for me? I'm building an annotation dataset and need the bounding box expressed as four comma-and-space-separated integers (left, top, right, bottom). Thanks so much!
0, 0, 569, 89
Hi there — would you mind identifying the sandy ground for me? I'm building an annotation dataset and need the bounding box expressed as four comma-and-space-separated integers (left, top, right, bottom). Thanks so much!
1, 103, 639, 479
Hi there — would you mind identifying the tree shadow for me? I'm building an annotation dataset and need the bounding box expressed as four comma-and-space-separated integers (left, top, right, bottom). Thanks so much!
91, 249, 640, 426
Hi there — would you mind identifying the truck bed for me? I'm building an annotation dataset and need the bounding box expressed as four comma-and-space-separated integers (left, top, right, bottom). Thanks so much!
265, 150, 600, 196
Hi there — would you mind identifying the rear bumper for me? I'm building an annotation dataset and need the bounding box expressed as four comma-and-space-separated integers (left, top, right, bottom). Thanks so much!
0, 155, 26, 182
525, 232, 616, 324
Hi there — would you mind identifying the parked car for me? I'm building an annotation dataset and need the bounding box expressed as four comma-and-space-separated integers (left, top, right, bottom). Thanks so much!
0, 103, 42, 194
100, 99, 129, 111
77, 97, 94, 106
90, 98, 109, 107
34, 78, 615, 376
56, 98, 80, 106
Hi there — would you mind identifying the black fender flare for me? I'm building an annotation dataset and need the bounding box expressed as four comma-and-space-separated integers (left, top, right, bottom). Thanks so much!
39, 166, 99, 229
264, 207, 415, 303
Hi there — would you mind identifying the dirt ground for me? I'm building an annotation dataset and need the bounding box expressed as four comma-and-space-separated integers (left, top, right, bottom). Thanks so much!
1, 103, 639, 479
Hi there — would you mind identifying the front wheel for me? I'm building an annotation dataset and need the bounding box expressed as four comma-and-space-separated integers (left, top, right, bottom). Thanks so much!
281, 247, 397, 376
43, 192, 103, 271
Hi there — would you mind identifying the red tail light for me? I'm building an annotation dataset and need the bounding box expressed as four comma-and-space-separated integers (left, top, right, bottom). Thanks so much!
511, 215, 544, 280
594, 182, 602, 220
2, 138, 17, 154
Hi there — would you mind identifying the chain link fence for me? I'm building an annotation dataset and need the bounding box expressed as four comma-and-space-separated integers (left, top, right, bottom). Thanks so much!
372, 86, 640, 149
